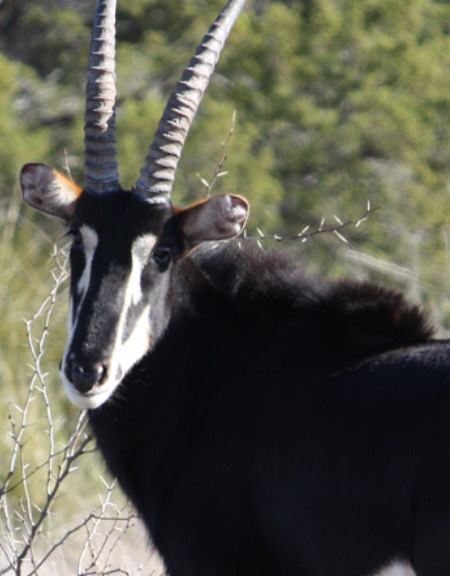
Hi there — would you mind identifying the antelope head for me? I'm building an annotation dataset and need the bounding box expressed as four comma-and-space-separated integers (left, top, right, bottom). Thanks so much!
20, 0, 248, 409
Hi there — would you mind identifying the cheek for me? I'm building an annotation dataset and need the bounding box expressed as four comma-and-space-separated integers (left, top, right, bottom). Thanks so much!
121, 298, 150, 342
119, 304, 152, 371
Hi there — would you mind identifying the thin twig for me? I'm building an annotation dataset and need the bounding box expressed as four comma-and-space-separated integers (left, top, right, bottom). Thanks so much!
245, 204, 381, 244
197, 111, 236, 196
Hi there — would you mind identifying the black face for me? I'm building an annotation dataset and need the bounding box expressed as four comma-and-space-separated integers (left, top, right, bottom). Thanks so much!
61, 192, 176, 409
21, 163, 249, 409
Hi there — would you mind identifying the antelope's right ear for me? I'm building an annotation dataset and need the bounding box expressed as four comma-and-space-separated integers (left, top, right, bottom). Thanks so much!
20, 163, 82, 223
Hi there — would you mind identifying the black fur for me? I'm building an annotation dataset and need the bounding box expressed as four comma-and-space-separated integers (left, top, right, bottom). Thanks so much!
88, 240, 450, 576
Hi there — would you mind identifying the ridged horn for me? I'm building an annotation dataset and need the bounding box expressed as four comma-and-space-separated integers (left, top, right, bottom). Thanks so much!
84, 0, 120, 194
135, 0, 247, 202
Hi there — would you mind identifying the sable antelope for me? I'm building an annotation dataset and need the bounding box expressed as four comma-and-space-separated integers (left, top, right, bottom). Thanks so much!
20, 1, 450, 575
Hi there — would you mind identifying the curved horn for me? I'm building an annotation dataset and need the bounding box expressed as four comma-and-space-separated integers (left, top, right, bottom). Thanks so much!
135, 0, 247, 202
84, 0, 120, 194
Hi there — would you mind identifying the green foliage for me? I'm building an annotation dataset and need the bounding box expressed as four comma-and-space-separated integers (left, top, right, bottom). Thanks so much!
0, 55, 51, 198
3, 0, 450, 254
18, 5, 89, 84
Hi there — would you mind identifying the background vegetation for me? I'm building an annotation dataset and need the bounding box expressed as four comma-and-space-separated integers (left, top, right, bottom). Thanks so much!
1, 0, 450, 572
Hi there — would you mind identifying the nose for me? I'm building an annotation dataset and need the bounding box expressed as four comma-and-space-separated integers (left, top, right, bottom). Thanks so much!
65, 356, 108, 393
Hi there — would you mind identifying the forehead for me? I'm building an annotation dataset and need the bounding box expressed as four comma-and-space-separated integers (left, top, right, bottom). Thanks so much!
71, 192, 173, 239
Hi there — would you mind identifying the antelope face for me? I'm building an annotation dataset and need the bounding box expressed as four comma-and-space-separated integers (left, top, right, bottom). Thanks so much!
20, 0, 248, 408
63, 192, 171, 409
21, 164, 248, 409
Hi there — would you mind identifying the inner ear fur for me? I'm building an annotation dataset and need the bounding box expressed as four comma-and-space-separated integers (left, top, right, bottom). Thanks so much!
20, 163, 82, 223
176, 194, 249, 248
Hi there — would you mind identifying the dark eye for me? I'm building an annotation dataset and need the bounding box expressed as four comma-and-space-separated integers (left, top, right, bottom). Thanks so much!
152, 245, 171, 265
68, 229, 82, 246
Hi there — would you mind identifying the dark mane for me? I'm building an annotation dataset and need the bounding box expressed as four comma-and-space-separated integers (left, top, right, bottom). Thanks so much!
193, 240, 435, 355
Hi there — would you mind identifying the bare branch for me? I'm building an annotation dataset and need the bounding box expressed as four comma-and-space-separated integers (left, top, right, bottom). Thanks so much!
245, 205, 381, 244
197, 111, 236, 196
0, 247, 152, 576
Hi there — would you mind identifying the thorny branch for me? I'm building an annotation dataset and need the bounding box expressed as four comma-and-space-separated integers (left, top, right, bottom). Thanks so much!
245, 202, 381, 247
195, 114, 379, 244
195, 114, 380, 246
1, 247, 70, 497
197, 111, 236, 196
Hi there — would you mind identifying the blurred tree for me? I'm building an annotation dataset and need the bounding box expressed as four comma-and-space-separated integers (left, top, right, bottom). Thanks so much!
1, 0, 450, 306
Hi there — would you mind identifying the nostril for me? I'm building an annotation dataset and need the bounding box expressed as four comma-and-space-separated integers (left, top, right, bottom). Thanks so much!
67, 360, 107, 394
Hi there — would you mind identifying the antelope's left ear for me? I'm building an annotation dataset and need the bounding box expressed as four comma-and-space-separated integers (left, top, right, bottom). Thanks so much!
177, 194, 249, 248
20, 163, 83, 223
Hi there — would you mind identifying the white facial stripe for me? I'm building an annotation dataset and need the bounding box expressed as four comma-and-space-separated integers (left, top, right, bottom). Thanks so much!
66, 225, 99, 349
108, 233, 156, 369
68, 224, 99, 342
62, 225, 101, 408
129, 234, 157, 305
120, 304, 152, 374
76, 225, 99, 296
132, 234, 157, 260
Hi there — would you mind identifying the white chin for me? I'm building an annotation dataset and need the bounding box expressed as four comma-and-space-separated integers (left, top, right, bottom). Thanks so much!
61, 372, 117, 410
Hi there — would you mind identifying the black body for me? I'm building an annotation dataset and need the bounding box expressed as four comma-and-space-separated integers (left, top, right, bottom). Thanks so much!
88, 242, 450, 576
